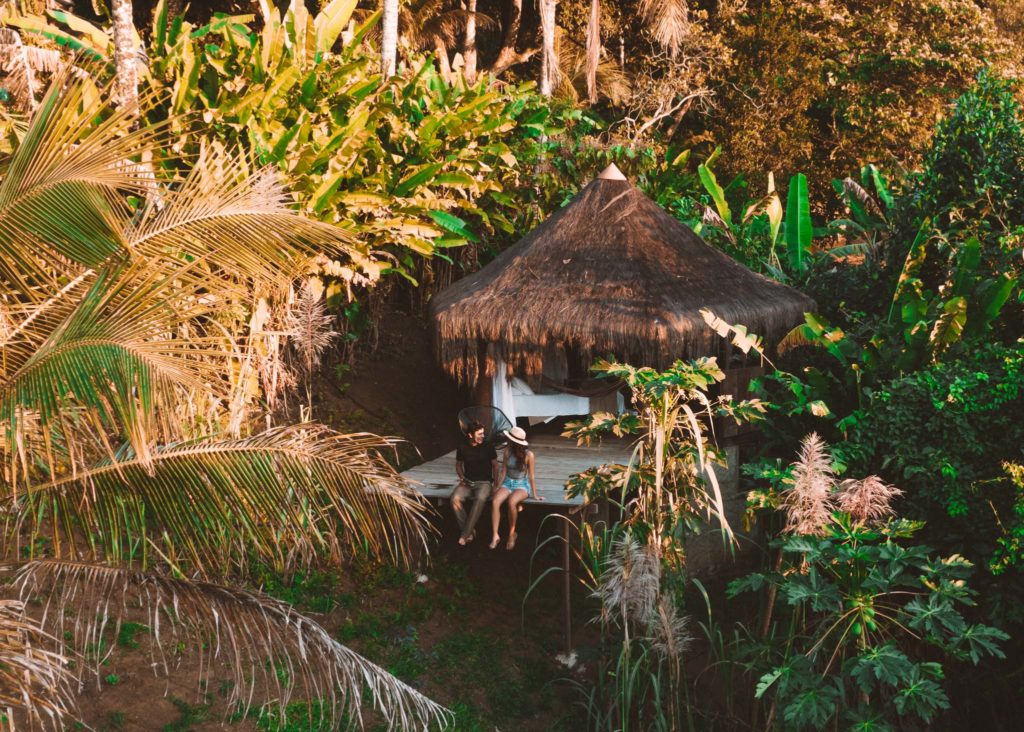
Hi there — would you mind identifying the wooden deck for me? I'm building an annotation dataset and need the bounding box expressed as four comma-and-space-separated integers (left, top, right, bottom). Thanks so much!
401, 434, 635, 507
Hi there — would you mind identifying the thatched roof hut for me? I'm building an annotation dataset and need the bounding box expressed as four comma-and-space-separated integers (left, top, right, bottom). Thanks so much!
431, 164, 814, 386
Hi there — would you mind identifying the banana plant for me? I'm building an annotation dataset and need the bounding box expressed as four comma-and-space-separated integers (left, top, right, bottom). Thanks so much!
3, 0, 550, 293
894, 233, 1017, 364
783, 172, 813, 277
827, 164, 894, 264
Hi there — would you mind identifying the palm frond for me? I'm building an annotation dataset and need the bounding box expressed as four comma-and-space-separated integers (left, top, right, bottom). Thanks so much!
556, 33, 631, 105
10, 560, 450, 730
127, 147, 361, 286
639, 0, 690, 59
0, 28, 92, 111
0, 257, 244, 476
0, 70, 166, 298
6, 425, 432, 573
0, 599, 75, 731
412, 9, 497, 51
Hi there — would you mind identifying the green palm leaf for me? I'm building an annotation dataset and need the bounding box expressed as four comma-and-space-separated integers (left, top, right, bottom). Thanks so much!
0, 71, 165, 297
127, 147, 364, 286
8, 425, 432, 573
0, 258, 239, 473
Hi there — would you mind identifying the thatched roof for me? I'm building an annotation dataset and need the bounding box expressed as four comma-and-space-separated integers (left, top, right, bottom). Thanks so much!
431, 164, 815, 384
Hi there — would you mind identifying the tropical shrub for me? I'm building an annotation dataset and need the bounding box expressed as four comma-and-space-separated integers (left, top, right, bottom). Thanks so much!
907, 69, 1024, 237
734, 435, 1007, 729
836, 341, 1024, 606
143, 1, 555, 289
563, 356, 765, 559
559, 354, 763, 730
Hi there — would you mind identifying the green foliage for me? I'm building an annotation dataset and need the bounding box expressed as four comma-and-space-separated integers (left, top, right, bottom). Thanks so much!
254, 568, 338, 614
911, 69, 1024, 234
784, 173, 813, 276
115, 622, 148, 650
839, 342, 1024, 580
141, 1, 555, 289
564, 357, 764, 558
733, 449, 1006, 729
163, 697, 211, 732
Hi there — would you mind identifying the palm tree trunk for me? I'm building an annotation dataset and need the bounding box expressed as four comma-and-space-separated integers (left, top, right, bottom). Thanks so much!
434, 38, 452, 82
585, 0, 600, 104
381, 0, 399, 78
539, 0, 557, 96
495, 0, 522, 67
464, 0, 477, 82
112, 0, 138, 115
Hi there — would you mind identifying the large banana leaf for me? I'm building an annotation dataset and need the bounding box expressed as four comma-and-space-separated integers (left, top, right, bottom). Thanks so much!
784, 173, 812, 275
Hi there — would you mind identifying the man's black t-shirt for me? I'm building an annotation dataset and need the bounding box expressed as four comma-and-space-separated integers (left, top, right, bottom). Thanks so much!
457, 442, 497, 482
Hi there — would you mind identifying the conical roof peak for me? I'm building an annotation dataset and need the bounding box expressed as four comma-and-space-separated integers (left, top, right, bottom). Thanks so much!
597, 162, 627, 181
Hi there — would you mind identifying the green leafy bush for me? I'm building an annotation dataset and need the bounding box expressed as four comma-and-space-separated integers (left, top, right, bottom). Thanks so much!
734, 435, 1007, 729
910, 69, 1024, 235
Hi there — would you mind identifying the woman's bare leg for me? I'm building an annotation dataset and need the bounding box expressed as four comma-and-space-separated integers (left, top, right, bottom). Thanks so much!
490, 489, 510, 548
507, 491, 528, 549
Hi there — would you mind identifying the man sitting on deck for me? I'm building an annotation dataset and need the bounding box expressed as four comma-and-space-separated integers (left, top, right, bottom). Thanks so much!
452, 421, 497, 546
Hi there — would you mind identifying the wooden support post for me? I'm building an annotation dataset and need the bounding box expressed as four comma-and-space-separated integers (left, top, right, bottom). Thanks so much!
562, 511, 573, 653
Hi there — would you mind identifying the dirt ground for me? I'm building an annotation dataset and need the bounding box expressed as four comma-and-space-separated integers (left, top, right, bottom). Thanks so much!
71, 510, 592, 732
312, 303, 468, 466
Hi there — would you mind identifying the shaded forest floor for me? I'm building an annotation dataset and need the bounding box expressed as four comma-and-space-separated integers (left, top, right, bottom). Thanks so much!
73, 510, 589, 731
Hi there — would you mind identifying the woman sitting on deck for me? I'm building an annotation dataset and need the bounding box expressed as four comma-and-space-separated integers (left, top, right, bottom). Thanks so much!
490, 427, 543, 549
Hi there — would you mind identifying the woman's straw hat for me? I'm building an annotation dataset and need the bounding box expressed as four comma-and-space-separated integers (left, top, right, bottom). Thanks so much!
504, 426, 528, 446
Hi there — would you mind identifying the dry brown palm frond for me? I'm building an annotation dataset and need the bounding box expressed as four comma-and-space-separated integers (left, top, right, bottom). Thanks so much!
0, 599, 76, 731
782, 433, 836, 536
287, 279, 338, 376
9, 561, 450, 731
639, 0, 691, 59
0, 29, 91, 111
595, 535, 661, 630
126, 146, 363, 289
402, 1, 497, 52
646, 595, 691, 662
555, 31, 631, 105
836, 475, 902, 524
5, 425, 432, 574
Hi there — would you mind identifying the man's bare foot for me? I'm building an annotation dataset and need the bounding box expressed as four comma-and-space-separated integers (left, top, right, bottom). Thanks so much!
458, 530, 476, 546
489, 535, 501, 549
506, 531, 517, 550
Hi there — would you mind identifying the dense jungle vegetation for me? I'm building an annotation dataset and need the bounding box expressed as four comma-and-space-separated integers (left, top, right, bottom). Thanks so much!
0, 0, 1023, 729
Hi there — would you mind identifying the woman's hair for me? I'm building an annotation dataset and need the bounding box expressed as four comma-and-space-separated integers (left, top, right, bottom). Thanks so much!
510, 442, 528, 466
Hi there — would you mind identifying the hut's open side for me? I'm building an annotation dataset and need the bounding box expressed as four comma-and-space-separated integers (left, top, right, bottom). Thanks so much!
430, 164, 814, 423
